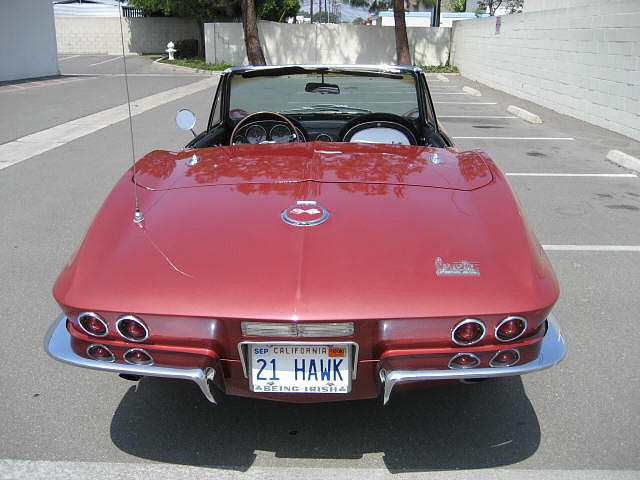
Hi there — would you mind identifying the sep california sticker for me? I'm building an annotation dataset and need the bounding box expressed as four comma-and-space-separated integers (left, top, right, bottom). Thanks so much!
329, 347, 345, 358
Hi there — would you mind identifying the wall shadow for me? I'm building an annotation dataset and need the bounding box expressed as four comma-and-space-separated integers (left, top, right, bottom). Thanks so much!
110, 376, 540, 472
127, 18, 201, 55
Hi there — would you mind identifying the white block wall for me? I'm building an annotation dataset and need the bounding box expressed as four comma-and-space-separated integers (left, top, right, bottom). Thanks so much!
524, 0, 597, 13
451, 0, 640, 141
205, 21, 451, 66
0, 0, 59, 81
55, 17, 200, 55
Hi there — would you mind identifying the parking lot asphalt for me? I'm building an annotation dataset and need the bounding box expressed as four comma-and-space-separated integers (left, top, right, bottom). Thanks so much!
0, 55, 213, 144
0, 57, 638, 478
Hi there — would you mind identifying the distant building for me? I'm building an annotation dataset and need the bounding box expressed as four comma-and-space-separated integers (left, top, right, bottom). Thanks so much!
375, 11, 488, 28
53, 0, 143, 17
1, 0, 59, 81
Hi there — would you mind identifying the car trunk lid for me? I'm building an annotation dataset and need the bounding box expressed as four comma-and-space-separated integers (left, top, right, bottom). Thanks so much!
134, 142, 493, 192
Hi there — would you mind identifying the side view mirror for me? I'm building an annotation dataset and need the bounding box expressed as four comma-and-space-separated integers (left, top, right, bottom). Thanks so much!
176, 109, 197, 137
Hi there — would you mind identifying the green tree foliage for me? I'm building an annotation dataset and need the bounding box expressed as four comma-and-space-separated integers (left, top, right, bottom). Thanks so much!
352, 16, 364, 23
258, 0, 300, 20
127, 0, 238, 20
476, 0, 522, 15
128, 0, 300, 21
443, 0, 465, 12
365, 0, 435, 14
366, 0, 389, 13
312, 10, 338, 22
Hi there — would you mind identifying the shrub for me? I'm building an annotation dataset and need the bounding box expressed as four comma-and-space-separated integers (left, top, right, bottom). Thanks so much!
174, 39, 198, 59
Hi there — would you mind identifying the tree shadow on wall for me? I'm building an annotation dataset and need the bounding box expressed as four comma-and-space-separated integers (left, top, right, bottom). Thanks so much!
259, 23, 397, 65
110, 376, 540, 472
127, 18, 201, 56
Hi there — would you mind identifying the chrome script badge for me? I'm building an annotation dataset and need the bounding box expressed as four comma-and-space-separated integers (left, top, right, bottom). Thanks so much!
435, 257, 480, 276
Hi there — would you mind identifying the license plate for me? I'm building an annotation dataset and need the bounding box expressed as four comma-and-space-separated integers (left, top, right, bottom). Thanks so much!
248, 343, 352, 394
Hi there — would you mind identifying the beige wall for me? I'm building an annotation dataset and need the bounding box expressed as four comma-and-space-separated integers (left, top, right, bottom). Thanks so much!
205, 22, 452, 66
524, 0, 599, 13
451, 0, 640, 141
55, 17, 200, 55
0, 0, 59, 81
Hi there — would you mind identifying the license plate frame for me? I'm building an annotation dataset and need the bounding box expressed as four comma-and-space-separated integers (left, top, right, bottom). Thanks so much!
239, 341, 359, 395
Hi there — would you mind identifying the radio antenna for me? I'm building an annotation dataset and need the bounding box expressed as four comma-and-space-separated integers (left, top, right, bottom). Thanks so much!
118, 4, 143, 223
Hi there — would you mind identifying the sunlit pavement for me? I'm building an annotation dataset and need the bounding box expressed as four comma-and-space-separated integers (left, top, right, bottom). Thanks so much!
0, 58, 638, 478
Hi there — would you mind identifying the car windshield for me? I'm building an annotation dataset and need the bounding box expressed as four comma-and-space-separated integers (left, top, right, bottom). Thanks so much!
228, 72, 419, 118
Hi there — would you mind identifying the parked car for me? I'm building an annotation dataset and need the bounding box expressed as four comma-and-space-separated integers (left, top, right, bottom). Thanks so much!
45, 65, 565, 405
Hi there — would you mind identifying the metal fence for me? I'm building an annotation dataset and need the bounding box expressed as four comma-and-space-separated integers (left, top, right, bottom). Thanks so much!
122, 6, 146, 18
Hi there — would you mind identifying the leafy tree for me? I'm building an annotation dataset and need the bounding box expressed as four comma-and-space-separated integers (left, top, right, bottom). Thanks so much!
443, 0, 465, 12
312, 10, 338, 22
343, 0, 411, 64
241, 0, 266, 64
128, 0, 298, 22
391, 0, 435, 66
364, 0, 391, 14
258, 0, 300, 21
127, 0, 239, 22
476, 0, 522, 15
128, 0, 300, 64
352, 16, 365, 23
393, 0, 410, 65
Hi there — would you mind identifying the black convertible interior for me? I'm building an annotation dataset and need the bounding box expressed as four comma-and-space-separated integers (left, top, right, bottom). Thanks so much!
185, 68, 452, 149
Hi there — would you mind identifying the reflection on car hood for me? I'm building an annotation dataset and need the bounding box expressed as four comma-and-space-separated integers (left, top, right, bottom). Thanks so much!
134, 142, 493, 192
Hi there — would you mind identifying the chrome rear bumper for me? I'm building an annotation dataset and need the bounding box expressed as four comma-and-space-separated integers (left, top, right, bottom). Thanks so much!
45, 313, 565, 406
379, 314, 566, 404
44, 314, 218, 404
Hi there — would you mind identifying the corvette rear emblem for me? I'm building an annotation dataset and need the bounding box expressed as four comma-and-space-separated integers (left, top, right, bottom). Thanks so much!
282, 201, 329, 226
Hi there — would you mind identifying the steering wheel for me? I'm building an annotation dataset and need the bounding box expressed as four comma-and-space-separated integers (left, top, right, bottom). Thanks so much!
230, 111, 301, 145
339, 113, 418, 145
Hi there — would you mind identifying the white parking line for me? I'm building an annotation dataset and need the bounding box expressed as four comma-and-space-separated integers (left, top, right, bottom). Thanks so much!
543, 245, 640, 252
0, 460, 636, 480
454, 136, 574, 140
440, 115, 517, 119
62, 73, 214, 77
57, 55, 81, 62
436, 102, 497, 105
506, 173, 637, 177
89, 57, 122, 67
432, 92, 469, 95
0, 77, 216, 170
0, 76, 87, 93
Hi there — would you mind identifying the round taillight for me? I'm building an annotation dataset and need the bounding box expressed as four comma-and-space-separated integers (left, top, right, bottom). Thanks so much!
116, 315, 148, 342
495, 316, 527, 342
490, 349, 520, 367
87, 344, 114, 362
452, 319, 485, 345
78, 312, 108, 337
124, 348, 154, 365
448, 353, 480, 369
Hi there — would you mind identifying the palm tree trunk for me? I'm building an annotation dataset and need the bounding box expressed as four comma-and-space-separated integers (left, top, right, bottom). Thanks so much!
393, 0, 411, 65
241, 0, 266, 65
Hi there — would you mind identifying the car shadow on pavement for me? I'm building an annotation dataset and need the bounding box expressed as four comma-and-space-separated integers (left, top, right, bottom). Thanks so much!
110, 375, 540, 472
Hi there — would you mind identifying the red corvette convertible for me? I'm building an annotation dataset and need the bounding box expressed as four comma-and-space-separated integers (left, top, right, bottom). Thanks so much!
45, 65, 565, 405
